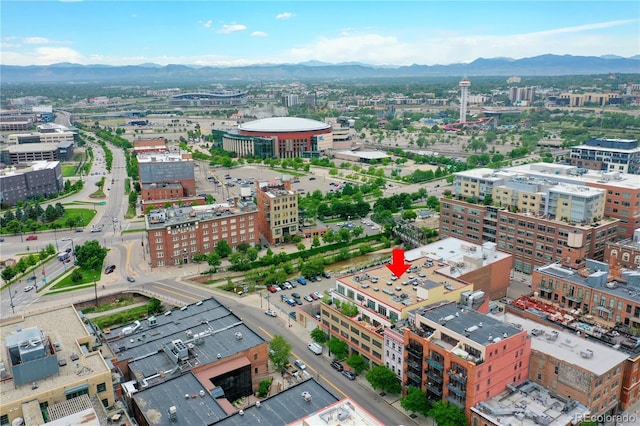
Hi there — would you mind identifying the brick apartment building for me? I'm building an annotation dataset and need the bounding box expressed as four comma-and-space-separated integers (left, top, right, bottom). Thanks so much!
605, 228, 640, 269
404, 301, 531, 418
255, 178, 298, 244
529, 254, 640, 410
145, 203, 259, 267
322, 238, 510, 372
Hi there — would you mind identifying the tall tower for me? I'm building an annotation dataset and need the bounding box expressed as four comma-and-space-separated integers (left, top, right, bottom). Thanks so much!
459, 78, 471, 123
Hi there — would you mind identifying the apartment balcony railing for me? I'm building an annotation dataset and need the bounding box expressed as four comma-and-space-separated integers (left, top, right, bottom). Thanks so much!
406, 371, 422, 384
447, 383, 467, 398
426, 383, 443, 396
426, 358, 444, 371
406, 345, 423, 358
426, 370, 444, 384
446, 395, 465, 409
447, 370, 467, 384
407, 360, 422, 372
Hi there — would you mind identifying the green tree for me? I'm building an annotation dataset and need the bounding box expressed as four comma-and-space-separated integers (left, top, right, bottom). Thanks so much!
327, 337, 348, 360
268, 335, 292, 370
400, 386, 432, 416
296, 242, 306, 251
147, 298, 164, 315
338, 227, 352, 243
365, 365, 401, 394
71, 269, 83, 283
1, 266, 16, 283
352, 225, 364, 238
207, 252, 221, 267
429, 401, 467, 426
346, 354, 368, 375
215, 240, 232, 258
74, 240, 107, 270
402, 210, 417, 221
311, 235, 321, 248
310, 327, 327, 344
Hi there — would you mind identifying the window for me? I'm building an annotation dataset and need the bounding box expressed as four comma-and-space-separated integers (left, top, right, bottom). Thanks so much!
97, 382, 107, 393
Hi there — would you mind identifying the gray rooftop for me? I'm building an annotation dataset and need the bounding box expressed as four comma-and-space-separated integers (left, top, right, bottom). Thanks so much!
133, 373, 228, 425
105, 298, 265, 378
146, 203, 257, 229
414, 302, 523, 346
213, 380, 339, 426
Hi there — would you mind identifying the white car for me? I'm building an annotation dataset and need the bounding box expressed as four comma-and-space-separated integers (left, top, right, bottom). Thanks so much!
24, 285, 34, 292
265, 310, 277, 317
282, 282, 293, 290
313, 291, 323, 299
294, 359, 306, 370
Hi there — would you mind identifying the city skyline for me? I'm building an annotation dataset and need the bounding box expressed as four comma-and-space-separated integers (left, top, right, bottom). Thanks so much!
1, 1, 638, 67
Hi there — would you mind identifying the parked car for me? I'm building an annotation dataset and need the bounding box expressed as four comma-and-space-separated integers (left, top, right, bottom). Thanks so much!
288, 280, 297, 288
105, 264, 116, 274
313, 291, 323, 299
296, 277, 307, 286
341, 370, 356, 380
286, 299, 296, 306
307, 343, 322, 355
294, 359, 306, 370
26, 235, 38, 241
330, 361, 344, 372
294, 299, 302, 305
282, 282, 293, 290
313, 276, 322, 282
267, 286, 277, 293
291, 292, 301, 299
321, 271, 331, 279
304, 295, 313, 302
309, 293, 318, 300
265, 310, 277, 317
126, 276, 135, 282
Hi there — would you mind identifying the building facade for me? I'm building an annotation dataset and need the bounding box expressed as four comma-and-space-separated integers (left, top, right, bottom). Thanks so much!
605, 228, 640, 269
8, 131, 75, 145
255, 179, 298, 245
168, 91, 248, 107
0, 161, 63, 206
569, 138, 640, 174
145, 203, 259, 267
137, 153, 196, 197
0, 141, 74, 165
238, 117, 333, 155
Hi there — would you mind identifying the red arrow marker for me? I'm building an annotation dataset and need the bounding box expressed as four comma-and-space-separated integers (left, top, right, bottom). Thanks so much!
386, 248, 410, 278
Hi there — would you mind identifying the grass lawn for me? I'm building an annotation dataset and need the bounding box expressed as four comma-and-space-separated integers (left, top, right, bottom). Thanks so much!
81, 296, 137, 314
51, 267, 103, 290
93, 305, 150, 330
0, 208, 96, 234
61, 165, 77, 177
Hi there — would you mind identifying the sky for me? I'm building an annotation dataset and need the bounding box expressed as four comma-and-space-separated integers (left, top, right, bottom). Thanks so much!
1, 1, 639, 67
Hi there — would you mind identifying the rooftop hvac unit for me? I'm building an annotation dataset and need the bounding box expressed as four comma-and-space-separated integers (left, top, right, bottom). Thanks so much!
239, 410, 244, 416
235, 332, 243, 340
168, 406, 177, 420
302, 391, 312, 401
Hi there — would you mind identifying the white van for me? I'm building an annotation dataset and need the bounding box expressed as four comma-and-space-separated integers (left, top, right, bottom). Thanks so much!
307, 343, 322, 355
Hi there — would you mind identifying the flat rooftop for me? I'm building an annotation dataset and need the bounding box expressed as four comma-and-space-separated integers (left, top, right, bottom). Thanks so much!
133, 373, 229, 425
289, 398, 382, 426
472, 380, 589, 426
414, 301, 523, 347
214, 380, 340, 426
3, 142, 71, 152
498, 312, 629, 375
137, 153, 191, 162
506, 163, 640, 190
105, 298, 265, 379
146, 203, 257, 229
0, 306, 109, 405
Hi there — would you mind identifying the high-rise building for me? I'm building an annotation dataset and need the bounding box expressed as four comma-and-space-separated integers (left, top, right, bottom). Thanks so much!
569, 137, 640, 174
459, 79, 471, 123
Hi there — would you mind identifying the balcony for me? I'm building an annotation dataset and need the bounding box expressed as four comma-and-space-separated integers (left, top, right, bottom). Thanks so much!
406, 345, 423, 358
406, 371, 422, 384
426, 383, 443, 396
447, 370, 467, 384
426, 370, 443, 384
407, 360, 422, 372
446, 395, 465, 409
447, 383, 467, 398
565, 293, 583, 303
426, 358, 444, 371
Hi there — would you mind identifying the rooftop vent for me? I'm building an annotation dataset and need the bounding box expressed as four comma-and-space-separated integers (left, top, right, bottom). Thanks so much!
239, 410, 244, 416
302, 391, 312, 402
255, 401, 261, 408
235, 332, 243, 340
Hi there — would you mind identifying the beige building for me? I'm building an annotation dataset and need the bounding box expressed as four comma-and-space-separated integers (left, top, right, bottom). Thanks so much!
0, 306, 115, 426
256, 178, 299, 244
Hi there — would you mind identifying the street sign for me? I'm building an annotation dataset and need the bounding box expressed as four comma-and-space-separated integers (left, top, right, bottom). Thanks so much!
99, 201, 107, 205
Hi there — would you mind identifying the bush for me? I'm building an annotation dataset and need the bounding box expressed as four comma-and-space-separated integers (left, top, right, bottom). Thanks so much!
71, 269, 83, 282
257, 379, 272, 398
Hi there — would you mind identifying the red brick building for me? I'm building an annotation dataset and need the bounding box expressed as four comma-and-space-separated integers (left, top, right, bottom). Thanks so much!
605, 229, 640, 269
145, 203, 259, 267
403, 301, 531, 418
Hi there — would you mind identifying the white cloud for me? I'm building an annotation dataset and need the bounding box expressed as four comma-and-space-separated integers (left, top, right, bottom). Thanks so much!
203, 19, 212, 29
1, 47, 85, 65
23, 37, 54, 45
217, 23, 247, 34
131, 13, 137, 19
251, 31, 268, 38
276, 12, 294, 20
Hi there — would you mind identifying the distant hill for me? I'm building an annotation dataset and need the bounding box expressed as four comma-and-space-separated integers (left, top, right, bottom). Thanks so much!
1, 54, 639, 83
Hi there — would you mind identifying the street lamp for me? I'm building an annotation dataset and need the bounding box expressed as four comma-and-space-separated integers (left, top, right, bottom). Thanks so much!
6, 281, 15, 314
93, 272, 98, 306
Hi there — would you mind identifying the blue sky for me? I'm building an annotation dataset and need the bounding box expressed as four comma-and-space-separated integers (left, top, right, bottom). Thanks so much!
1, 1, 638, 66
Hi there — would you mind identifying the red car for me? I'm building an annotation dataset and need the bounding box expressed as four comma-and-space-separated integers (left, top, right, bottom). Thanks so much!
267, 286, 278, 293
26, 235, 38, 241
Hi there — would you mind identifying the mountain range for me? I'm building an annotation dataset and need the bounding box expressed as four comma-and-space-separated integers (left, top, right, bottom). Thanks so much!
1, 54, 638, 84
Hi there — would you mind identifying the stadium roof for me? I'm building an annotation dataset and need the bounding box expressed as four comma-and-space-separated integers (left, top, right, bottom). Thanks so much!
238, 117, 330, 133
